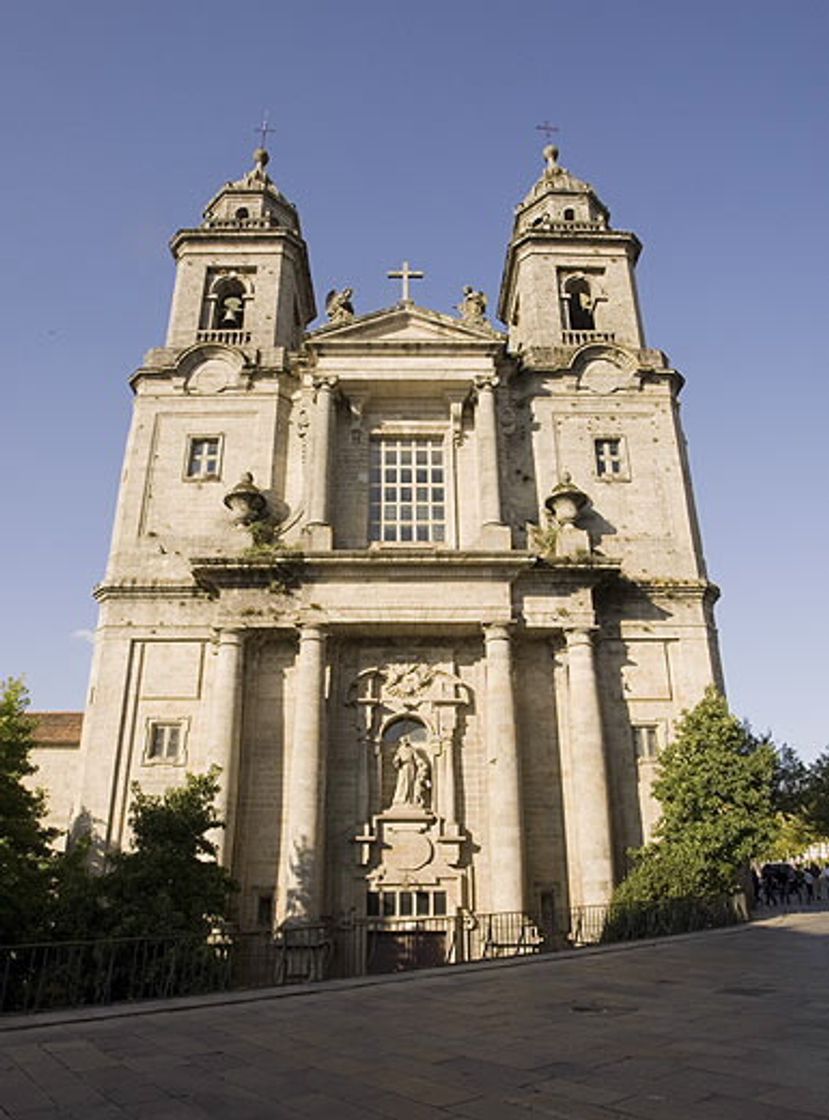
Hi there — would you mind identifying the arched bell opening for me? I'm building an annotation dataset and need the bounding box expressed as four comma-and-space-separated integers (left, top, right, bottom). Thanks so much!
563, 275, 595, 331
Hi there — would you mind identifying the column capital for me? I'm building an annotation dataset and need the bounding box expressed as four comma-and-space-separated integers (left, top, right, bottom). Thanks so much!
482, 621, 513, 643
312, 374, 339, 395
210, 627, 244, 649
564, 625, 598, 648
296, 622, 327, 644
473, 373, 500, 395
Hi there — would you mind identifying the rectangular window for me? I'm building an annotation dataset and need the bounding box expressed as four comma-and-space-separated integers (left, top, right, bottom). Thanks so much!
144, 720, 186, 764
633, 725, 659, 761
256, 892, 274, 929
369, 436, 446, 544
186, 436, 222, 479
594, 437, 625, 478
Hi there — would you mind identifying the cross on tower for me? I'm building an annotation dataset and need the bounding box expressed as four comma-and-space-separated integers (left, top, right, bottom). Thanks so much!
254, 112, 276, 149
387, 260, 425, 304
536, 121, 560, 143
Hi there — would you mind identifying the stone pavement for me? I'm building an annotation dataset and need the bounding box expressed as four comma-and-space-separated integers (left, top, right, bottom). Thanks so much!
1, 911, 828, 1120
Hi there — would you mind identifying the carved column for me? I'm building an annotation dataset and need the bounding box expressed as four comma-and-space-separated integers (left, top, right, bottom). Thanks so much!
206, 629, 243, 868
280, 624, 327, 921
305, 376, 337, 547
563, 628, 614, 907
483, 623, 525, 912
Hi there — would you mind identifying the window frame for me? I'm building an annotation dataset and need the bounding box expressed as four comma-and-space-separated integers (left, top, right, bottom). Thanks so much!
143, 718, 188, 766
367, 427, 451, 547
593, 435, 630, 482
632, 723, 660, 763
183, 434, 224, 482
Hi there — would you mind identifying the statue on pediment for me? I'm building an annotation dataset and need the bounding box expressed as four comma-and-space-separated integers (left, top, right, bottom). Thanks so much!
458, 286, 488, 326
325, 287, 355, 325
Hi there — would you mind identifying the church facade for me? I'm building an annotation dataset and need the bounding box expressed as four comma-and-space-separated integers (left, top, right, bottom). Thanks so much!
61, 144, 722, 930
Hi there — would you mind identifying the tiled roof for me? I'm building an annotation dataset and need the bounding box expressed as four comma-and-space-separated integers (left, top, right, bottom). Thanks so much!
29, 712, 83, 748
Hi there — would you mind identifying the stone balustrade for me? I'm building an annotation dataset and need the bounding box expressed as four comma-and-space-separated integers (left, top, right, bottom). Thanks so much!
196, 329, 252, 345
561, 330, 616, 345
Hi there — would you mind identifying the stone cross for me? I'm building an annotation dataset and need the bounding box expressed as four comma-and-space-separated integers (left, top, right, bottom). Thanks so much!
387, 260, 424, 303
255, 112, 276, 149
536, 121, 559, 143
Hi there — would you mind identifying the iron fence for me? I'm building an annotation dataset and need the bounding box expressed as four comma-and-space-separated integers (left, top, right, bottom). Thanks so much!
0, 896, 746, 1015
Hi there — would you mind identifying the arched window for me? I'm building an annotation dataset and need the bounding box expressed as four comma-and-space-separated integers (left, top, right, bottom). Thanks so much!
212, 278, 246, 330
564, 276, 595, 331
235, 207, 249, 221
563, 207, 575, 221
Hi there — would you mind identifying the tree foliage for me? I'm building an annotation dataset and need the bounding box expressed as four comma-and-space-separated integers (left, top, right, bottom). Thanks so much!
0, 679, 56, 943
97, 768, 235, 939
614, 687, 777, 905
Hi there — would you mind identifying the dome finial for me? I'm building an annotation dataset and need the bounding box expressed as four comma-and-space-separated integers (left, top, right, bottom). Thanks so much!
543, 144, 560, 175
253, 112, 275, 172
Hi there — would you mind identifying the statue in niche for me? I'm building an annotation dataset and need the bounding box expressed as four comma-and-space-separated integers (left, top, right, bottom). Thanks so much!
391, 737, 431, 810
325, 287, 355, 325
458, 285, 487, 326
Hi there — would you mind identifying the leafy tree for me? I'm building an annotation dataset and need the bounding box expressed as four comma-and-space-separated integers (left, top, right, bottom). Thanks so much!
801, 750, 829, 839
614, 687, 777, 905
0, 678, 56, 943
771, 743, 811, 816
98, 768, 235, 939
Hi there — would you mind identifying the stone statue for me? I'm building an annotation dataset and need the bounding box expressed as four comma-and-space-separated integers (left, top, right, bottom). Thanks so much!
325, 287, 355, 326
459, 286, 487, 326
391, 738, 431, 808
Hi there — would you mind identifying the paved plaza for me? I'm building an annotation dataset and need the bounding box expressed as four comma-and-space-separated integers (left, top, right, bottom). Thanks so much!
1, 911, 828, 1119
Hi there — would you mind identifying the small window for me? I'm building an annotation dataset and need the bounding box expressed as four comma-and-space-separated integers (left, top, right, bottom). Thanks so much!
256, 892, 274, 928
563, 208, 575, 221
235, 207, 249, 220
144, 721, 186, 765
186, 436, 222, 480
594, 437, 626, 479
633, 725, 659, 761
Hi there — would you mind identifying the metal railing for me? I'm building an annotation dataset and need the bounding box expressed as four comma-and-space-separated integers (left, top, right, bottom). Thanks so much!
0, 897, 745, 1015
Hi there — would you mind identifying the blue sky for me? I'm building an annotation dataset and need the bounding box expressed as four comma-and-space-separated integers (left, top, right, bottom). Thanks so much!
1, 1, 827, 758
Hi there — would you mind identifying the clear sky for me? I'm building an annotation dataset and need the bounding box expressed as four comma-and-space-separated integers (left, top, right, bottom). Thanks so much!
1, 1, 827, 759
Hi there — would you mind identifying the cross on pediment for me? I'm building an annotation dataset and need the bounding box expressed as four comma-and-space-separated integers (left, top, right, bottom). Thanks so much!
387, 260, 424, 304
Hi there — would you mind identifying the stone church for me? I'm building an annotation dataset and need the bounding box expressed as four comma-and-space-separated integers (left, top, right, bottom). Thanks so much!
37, 142, 722, 931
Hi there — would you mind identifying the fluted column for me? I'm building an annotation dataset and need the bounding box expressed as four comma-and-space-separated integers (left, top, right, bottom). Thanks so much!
474, 375, 502, 527
206, 629, 243, 868
563, 628, 614, 907
307, 376, 337, 531
483, 623, 525, 913
281, 624, 327, 921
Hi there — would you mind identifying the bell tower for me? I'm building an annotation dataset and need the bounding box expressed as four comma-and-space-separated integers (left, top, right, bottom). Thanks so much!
166, 146, 316, 353
498, 145, 644, 357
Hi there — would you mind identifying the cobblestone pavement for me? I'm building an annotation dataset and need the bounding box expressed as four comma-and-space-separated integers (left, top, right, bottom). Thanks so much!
1, 911, 828, 1119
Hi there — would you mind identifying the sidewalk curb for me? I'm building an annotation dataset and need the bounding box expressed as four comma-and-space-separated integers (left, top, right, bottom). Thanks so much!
0, 912, 810, 1034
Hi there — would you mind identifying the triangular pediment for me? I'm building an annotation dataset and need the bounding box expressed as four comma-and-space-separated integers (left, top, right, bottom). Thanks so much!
307, 303, 504, 350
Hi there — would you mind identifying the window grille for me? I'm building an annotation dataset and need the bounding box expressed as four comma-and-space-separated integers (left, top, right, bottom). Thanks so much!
369, 436, 446, 543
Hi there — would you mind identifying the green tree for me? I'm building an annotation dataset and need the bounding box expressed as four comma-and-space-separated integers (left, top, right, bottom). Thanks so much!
801, 750, 829, 839
614, 687, 777, 906
0, 678, 56, 943
99, 768, 235, 938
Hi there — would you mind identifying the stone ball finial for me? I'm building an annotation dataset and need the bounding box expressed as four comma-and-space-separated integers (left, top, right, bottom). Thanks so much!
254, 147, 270, 168
543, 144, 560, 173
